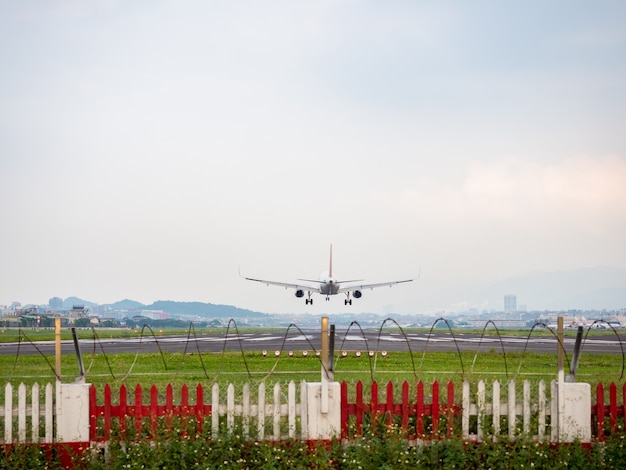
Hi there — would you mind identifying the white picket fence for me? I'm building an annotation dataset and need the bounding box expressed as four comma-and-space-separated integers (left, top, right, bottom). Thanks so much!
461, 379, 553, 441
2, 383, 55, 444
210, 381, 308, 440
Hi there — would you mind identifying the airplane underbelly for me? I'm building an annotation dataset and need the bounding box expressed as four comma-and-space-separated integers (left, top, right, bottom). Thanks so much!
320, 284, 340, 295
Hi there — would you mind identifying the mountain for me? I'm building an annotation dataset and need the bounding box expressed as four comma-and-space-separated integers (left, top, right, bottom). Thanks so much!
144, 300, 267, 318
106, 299, 146, 310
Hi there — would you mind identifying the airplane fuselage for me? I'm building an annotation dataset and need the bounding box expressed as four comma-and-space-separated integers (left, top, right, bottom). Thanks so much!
319, 278, 340, 296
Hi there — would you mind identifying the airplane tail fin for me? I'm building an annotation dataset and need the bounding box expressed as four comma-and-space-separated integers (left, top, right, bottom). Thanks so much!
329, 244, 333, 278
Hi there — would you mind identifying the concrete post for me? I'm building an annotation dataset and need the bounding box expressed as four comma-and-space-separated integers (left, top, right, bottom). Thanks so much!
56, 383, 91, 443
306, 382, 341, 440
556, 381, 591, 443
306, 316, 341, 440
554, 315, 591, 443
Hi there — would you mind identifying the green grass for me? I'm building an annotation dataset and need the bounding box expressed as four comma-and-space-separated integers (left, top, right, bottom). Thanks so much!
1, 326, 623, 399
1, 347, 623, 391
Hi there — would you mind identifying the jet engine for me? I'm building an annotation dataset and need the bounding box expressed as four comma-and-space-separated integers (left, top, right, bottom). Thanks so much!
353, 290, 362, 299
295, 290, 304, 298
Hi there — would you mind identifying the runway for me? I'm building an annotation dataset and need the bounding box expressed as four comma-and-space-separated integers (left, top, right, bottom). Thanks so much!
1, 330, 624, 356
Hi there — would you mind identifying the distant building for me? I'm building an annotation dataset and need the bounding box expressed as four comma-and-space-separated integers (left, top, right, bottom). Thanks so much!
68, 305, 88, 323
504, 295, 517, 313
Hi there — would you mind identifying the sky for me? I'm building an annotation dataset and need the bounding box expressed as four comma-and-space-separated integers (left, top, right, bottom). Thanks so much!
1, 1, 625, 315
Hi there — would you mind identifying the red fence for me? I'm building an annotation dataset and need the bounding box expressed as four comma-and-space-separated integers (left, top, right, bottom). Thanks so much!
340, 380, 461, 440
89, 383, 212, 442
88, 380, 626, 444
594, 382, 626, 442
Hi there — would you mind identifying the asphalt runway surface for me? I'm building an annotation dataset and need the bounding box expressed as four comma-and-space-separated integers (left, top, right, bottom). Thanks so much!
1, 330, 625, 356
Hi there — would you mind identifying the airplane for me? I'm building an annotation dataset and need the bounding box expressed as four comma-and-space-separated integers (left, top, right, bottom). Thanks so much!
241, 245, 413, 305
568, 316, 589, 328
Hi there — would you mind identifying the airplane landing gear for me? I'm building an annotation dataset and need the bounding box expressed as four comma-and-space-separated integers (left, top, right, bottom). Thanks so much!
305, 292, 313, 305
344, 293, 352, 305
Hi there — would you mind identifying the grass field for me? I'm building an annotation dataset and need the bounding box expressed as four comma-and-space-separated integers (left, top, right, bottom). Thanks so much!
1, 326, 623, 394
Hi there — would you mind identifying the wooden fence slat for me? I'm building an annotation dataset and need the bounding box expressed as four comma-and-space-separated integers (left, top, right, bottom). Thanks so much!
150, 385, 158, 439
119, 384, 127, 439
550, 380, 558, 442
356, 381, 363, 436
508, 380, 516, 439
89, 385, 97, 442
401, 381, 409, 434
165, 384, 173, 430
196, 384, 205, 435
300, 380, 308, 441
493, 380, 500, 438
538, 380, 546, 440
212, 383, 219, 436
4, 383, 13, 444
257, 382, 265, 440
385, 381, 394, 426
523, 380, 530, 435
45, 383, 54, 443
181, 384, 189, 437
597, 383, 605, 442
623, 383, 626, 432
371, 381, 379, 431
462, 381, 470, 439
32, 383, 40, 443
610, 382, 617, 433
104, 384, 112, 441
18, 383, 26, 443
134, 384, 143, 436
432, 380, 440, 436
340, 381, 348, 438
416, 380, 425, 438
288, 381, 296, 439
243, 383, 250, 438
227, 384, 235, 433
273, 383, 280, 440
477, 380, 485, 441
446, 381, 455, 438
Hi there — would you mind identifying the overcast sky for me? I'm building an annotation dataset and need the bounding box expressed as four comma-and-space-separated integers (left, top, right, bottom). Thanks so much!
1, 1, 625, 315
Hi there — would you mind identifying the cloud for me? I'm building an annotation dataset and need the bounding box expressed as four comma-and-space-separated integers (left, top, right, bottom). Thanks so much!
390, 154, 626, 230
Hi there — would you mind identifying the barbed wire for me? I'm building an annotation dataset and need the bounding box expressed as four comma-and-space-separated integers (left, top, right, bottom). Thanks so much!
2, 318, 625, 384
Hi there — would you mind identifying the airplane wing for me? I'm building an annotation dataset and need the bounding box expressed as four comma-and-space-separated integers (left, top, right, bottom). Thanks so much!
242, 276, 322, 293
338, 279, 413, 293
